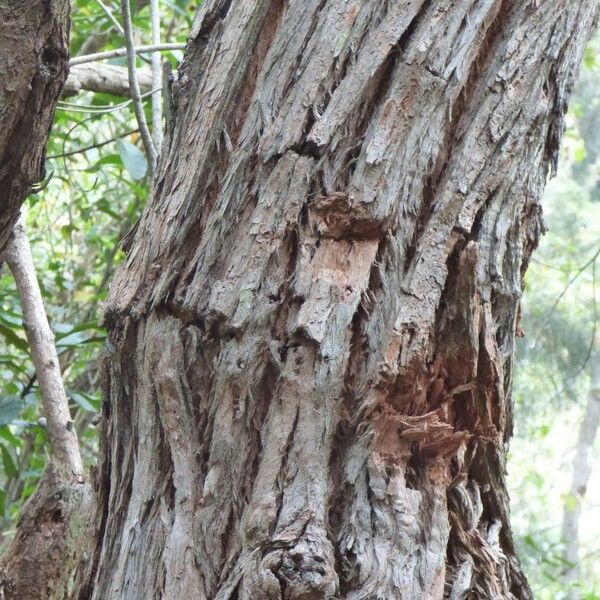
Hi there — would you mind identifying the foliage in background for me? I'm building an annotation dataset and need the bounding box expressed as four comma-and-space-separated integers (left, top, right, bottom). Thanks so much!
510, 33, 600, 599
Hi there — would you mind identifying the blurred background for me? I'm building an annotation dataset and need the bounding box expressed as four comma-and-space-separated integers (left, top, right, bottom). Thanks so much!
509, 33, 600, 599
0, 3, 598, 597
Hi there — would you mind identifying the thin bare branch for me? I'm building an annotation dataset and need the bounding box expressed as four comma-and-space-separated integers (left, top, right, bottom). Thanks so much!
561, 334, 600, 597
150, 0, 163, 151
532, 243, 600, 346
120, 0, 157, 176
47, 128, 140, 160
4, 218, 84, 481
69, 42, 185, 67
95, 0, 125, 36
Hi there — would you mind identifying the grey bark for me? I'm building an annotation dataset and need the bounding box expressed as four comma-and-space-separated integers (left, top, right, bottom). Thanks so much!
561, 346, 600, 599
63, 63, 152, 97
150, 0, 164, 151
4, 218, 84, 480
75, 1, 599, 599
0, 219, 92, 600
0, 0, 70, 253
121, 0, 157, 175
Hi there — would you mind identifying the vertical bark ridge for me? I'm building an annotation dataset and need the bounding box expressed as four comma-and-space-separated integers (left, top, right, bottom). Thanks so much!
79, 1, 600, 598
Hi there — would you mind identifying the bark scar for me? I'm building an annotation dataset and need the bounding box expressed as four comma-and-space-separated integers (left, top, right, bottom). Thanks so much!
309, 191, 392, 240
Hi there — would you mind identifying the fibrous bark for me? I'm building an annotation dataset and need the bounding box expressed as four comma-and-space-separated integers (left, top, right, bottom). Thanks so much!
76, 1, 599, 598
0, 0, 70, 253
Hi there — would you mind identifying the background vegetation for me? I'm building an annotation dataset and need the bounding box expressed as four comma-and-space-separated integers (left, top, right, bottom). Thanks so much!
0, 3, 598, 596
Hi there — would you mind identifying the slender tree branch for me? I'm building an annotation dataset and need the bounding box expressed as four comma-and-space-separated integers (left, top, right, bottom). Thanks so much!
4, 218, 84, 481
47, 128, 140, 160
58, 85, 162, 114
95, 0, 125, 36
150, 0, 163, 151
69, 42, 185, 67
532, 243, 600, 346
120, 0, 157, 177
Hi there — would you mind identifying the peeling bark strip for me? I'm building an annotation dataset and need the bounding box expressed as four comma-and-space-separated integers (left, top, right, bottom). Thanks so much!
77, 1, 598, 598
0, 0, 70, 253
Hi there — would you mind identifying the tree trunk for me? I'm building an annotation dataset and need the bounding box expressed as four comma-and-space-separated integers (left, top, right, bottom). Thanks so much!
75, 1, 598, 598
0, 219, 91, 600
0, 0, 70, 253
561, 348, 600, 599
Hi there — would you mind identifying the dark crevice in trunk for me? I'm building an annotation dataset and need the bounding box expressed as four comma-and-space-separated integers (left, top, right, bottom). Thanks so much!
242, 364, 277, 504
188, 0, 234, 47
272, 404, 301, 536
229, 0, 285, 148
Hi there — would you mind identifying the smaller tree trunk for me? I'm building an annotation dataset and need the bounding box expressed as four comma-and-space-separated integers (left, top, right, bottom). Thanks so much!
0, 219, 91, 600
561, 346, 600, 599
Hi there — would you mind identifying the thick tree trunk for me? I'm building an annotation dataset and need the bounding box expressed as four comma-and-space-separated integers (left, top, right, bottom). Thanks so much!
0, 0, 70, 252
76, 1, 598, 598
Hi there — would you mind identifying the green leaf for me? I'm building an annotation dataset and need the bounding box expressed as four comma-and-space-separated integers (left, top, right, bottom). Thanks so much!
563, 492, 579, 511
116, 140, 147, 180
0, 323, 28, 353
0, 425, 22, 447
573, 145, 587, 163
85, 154, 123, 173
68, 391, 100, 413
96, 198, 120, 219
0, 396, 23, 426
70, 321, 104, 334
55, 331, 90, 347
0, 311, 22, 328
0, 444, 18, 478
523, 534, 538, 550
53, 322, 74, 334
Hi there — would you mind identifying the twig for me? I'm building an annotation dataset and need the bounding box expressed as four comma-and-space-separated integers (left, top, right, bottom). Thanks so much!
532, 243, 600, 346
120, 0, 157, 177
150, 0, 163, 151
4, 218, 84, 481
47, 128, 139, 160
69, 43, 185, 67
57, 85, 162, 114
95, 0, 125, 36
